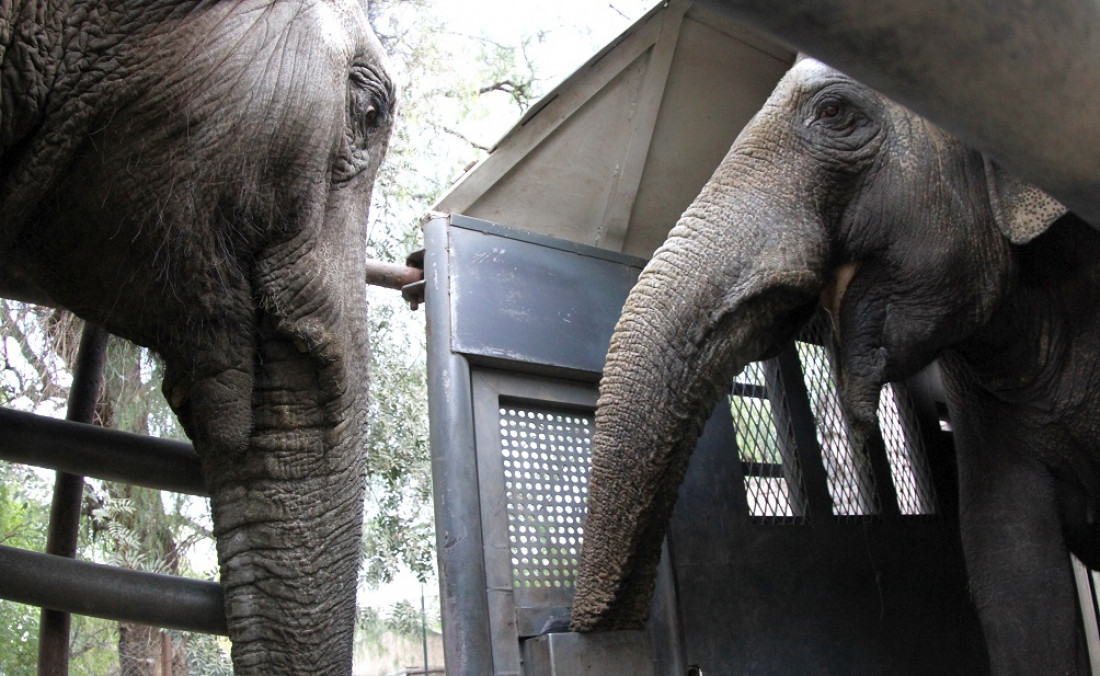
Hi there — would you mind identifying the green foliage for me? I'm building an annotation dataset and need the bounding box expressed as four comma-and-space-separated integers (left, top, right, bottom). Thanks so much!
185, 634, 235, 676
0, 463, 48, 672
729, 394, 781, 464
362, 288, 434, 587
357, 597, 441, 641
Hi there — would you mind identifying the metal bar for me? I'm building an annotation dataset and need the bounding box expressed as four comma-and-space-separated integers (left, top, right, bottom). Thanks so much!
775, 344, 835, 519
864, 430, 902, 519
709, 0, 1100, 227
731, 382, 768, 399
423, 216, 495, 674
38, 323, 109, 676
740, 461, 786, 479
365, 259, 423, 290
0, 407, 207, 496
0, 545, 227, 635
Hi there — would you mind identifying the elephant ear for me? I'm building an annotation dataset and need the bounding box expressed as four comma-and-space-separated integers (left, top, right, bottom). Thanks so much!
984, 158, 1067, 244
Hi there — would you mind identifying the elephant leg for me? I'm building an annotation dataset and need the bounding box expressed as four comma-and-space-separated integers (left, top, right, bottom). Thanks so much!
953, 406, 1087, 675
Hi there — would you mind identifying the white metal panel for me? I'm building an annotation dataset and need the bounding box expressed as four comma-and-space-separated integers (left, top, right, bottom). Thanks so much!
433, 0, 794, 259
622, 11, 793, 257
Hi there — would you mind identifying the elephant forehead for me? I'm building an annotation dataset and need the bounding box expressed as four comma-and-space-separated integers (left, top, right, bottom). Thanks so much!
311, 0, 376, 55
180, 1, 376, 65
788, 58, 852, 87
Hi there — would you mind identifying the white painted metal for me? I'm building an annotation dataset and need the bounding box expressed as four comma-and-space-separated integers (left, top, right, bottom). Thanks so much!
434, 0, 794, 259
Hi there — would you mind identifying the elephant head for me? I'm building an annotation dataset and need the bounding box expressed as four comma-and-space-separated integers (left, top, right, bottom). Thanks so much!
571, 57, 1073, 649
1, 1, 393, 672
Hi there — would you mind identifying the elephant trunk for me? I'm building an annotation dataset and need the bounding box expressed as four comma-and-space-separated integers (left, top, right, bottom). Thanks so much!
167, 186, 373, 673
571, 162, 828, 631
200, 316, 367, 673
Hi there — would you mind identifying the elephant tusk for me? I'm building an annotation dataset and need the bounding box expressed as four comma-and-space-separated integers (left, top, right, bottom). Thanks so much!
169, 383, 190, 410
820, 262, 857, 340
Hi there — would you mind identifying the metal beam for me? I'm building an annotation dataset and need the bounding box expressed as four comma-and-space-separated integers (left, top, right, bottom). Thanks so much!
0, 407, 207, 497
708, 0, 1100, 227
39, 324, 109, 676
0, 545, 227, 635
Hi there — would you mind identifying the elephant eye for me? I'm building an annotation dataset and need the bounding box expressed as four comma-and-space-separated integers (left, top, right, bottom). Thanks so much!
334, 64, 395, 182
815, 99, 853, 125
349, 65, 392, 131
810, 96, 872, 138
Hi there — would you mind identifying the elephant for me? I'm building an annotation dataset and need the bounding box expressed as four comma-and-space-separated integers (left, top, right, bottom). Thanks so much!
571, 57, 1100, 676
1, 1, 394, 673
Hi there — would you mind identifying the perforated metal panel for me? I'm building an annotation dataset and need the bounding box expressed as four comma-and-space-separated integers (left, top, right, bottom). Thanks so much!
730, 360, 807, 522
499, 401, 594, 592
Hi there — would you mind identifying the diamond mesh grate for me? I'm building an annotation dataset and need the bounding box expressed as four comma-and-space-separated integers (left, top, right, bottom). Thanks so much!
879, 384, 937, 515
797, 318, 879, 517
499, 402, 593, 589
731, 360, 807, 522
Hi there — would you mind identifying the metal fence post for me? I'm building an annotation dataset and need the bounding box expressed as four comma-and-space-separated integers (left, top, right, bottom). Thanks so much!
37, 323, 109, 676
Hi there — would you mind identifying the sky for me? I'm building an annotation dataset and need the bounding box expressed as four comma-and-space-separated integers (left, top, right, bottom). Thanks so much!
435, 0, 656, 81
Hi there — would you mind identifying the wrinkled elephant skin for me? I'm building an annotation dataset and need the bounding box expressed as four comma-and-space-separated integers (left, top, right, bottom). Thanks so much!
573, 58, 1100, 676
0, 1, 394, 673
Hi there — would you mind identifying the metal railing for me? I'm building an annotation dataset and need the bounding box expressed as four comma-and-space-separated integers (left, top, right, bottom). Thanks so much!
0, 258, 425, 674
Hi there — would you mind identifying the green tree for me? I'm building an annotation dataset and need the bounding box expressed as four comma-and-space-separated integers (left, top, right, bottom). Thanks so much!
0, 462, 50, 672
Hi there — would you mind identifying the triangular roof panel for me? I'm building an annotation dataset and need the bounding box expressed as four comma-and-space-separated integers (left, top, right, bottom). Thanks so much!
435, 0, 794, 259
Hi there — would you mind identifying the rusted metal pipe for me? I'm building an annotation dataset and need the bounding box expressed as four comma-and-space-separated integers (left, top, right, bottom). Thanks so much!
365, 259, 423, 291
711, 0, 1100, 228
38, 323, 109, 676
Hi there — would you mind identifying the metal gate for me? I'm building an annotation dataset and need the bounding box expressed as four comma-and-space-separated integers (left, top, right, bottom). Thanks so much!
425, 214, 991, 675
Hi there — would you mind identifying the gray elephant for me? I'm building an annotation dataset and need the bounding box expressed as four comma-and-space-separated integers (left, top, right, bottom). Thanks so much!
571, 58, 1098, 675
1, 1, 393, 673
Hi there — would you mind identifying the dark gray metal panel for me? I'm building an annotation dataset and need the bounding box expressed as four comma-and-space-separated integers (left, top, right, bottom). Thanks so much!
0, 545, 226, 635
667, 363, 989, 675
447, 217, 643, 377
465, 367, 685, 672
0, 408, 205, 496
424, 217, 495, 675
706, 0, 1100, 228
